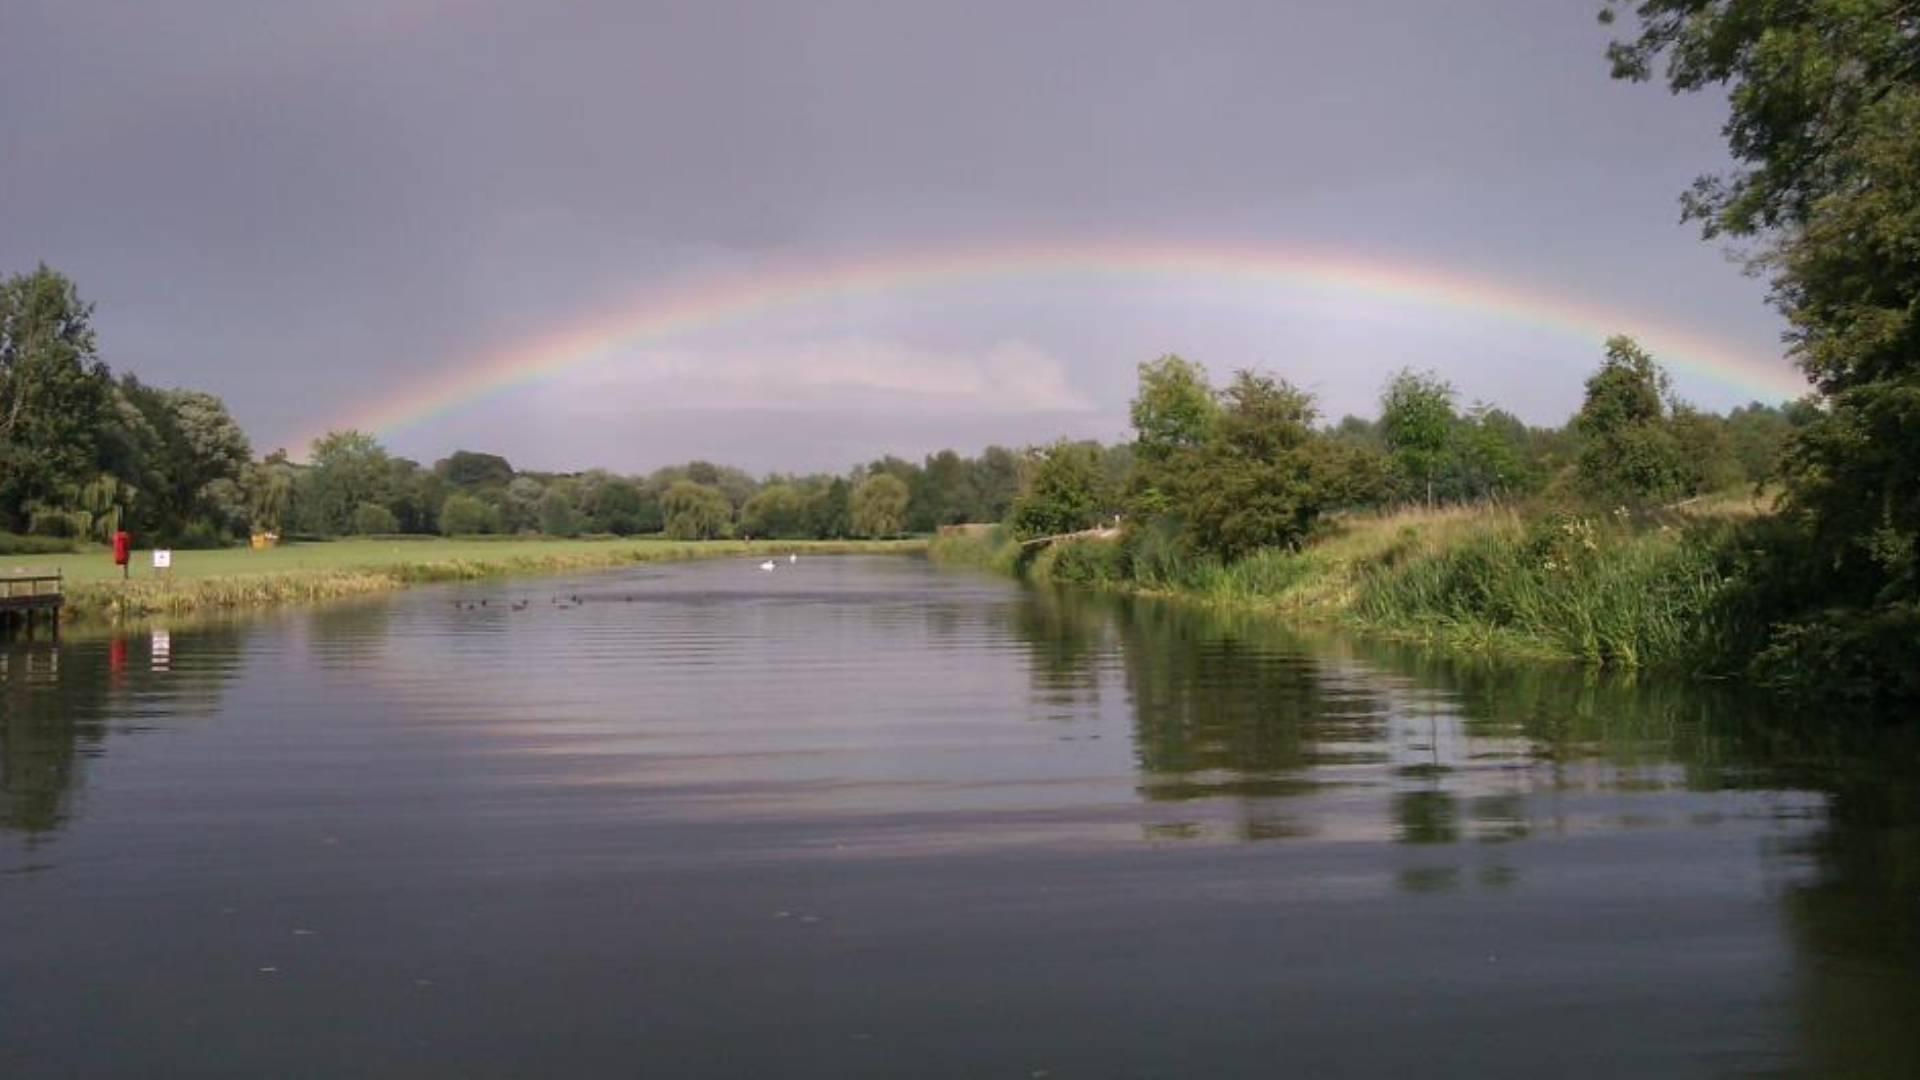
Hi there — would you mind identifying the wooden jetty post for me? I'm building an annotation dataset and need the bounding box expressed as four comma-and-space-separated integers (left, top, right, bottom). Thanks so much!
0, 572, 64, 639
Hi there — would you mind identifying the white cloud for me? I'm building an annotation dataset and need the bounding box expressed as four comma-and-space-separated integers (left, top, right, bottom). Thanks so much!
540, 337, 1094, 414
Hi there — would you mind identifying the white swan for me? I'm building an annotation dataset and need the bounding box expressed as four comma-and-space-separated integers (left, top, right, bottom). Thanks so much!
758, 560, 776, 571
788, 553, 798, 564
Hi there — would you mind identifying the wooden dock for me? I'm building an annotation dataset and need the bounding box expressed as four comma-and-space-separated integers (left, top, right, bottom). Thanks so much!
0, 573, 63, 638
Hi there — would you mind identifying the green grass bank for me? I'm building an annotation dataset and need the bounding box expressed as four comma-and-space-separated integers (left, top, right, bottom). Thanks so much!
929, 495, 1774, 672
2, 536, 926, 622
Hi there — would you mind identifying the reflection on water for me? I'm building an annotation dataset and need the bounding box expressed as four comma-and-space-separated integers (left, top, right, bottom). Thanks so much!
3, 557, 1918, 1076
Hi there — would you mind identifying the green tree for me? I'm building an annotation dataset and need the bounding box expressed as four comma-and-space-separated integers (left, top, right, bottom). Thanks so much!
1449, 405, 1540, 500
1180, 372, 1325, 559
1572, 336, 1685, 504
0, 266, 112, 530
299, 430, 394, 535
850, 473, 910, 538
911, 450, 979, 529
662, 480, 732, 540
742, 483, 810, 538
538, 488, 582, 537
351, 502, 399, 535
807, 477, 853, 538
585, 476, 656, 535
1669, 405, 1744, 495
1130, 354, 1219, 460
387, 459, 444, 534
1128, 355, 1218, 516
1725, 402, 1794, 484
1379, 368, 1457, 505
971, 446, 1023, 522
437, 492, 500, 536
437, 450, 514, 490
248, 459, 295, 533
1309, 437, 1396, 510
1605, 0, 1920, 597
500, 476, 545, 533
103, 378, 254, 540
1009, 441, 1112, 539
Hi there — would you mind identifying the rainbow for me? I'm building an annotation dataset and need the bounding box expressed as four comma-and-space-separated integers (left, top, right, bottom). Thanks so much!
302, 239, 1801, 449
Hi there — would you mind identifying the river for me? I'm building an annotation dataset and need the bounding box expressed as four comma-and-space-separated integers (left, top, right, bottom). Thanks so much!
3, 555, 1917, 1076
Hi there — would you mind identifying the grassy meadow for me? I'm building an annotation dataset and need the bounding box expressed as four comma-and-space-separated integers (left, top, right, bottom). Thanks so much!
1, 536, 926, 622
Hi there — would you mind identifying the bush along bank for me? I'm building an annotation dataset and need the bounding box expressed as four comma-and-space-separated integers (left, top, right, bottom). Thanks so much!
930, 504, 1816, 680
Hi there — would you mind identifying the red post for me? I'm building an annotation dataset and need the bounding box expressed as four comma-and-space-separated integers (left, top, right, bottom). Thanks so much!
113, 530, 131, 580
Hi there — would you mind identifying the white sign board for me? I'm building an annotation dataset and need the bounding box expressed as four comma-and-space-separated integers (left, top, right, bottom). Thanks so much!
152, 549, 172, 570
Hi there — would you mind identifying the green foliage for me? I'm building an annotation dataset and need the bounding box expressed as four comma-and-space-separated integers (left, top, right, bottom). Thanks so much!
1669, 405, 1745, 495
584, 476, 658, 535
1351, 513, 1732, 668
1725, 402, 1794, 483
1749, 603, 1920, 708
850, 473, 910, 538
437, 450, 515, 490
1309, 431, 1397, 510
298, 430, 394, 535
97, 376, 255, 541
661, 480, 732, 540
807, 477, 853, 539
1573, 336, 1686, 504
349, 502, 399, 535
0, 530, 75, 555
1009, 440, 1112, 539
1379, 368, 1458, 503
0, 266, 112, 532
741, 483, 811, 538
971, 446, 1023, 522
1130, 354, 1219, 460
1030, 537, 1128, 586
1604, 0, 1920, 703
1447, 406, 1542, 500
909, 449, 981, 529
537, 489, 581, 537
249, 460, 295, 532
1179, 372, 1325, 560
437, 492, 500, 536
1128, 354, 1218, 517
925, 527, 1022, 576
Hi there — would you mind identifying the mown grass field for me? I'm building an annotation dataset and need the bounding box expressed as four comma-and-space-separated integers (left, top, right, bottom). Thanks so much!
1, 536, 926, 621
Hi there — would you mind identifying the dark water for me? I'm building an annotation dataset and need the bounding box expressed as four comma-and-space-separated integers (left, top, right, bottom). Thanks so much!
4, 556, 1918, 1077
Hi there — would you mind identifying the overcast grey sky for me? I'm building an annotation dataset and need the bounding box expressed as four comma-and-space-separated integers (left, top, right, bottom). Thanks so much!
0, 0, 1789, 472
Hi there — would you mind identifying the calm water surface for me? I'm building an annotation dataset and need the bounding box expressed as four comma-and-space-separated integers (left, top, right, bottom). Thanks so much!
3, 556, 1917, 1076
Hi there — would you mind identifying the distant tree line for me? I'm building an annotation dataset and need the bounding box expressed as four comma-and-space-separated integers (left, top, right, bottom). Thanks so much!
0, 267, 1036, 548
2, 262, 1806, 556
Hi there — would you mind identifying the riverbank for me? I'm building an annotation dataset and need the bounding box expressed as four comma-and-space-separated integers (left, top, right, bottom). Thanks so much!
929, 496, 1772, 671
1, 537, 926, 622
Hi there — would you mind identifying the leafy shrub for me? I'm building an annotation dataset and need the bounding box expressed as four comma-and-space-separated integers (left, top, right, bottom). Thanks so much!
1032, 538, 1126, 586
1749, 603, 1920, 707
351, 503, 400, 536
0, 530, 76, 555
438, 493, 501, 536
